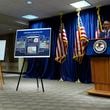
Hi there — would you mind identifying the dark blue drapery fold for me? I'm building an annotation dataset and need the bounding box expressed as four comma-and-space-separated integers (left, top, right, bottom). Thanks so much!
25, 6, 110, 83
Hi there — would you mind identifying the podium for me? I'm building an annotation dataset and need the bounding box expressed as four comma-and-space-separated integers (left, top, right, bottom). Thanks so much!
86, 38, 110, 96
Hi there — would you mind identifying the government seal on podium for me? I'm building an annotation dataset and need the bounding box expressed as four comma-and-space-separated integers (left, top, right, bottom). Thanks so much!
93, 40, 107, 54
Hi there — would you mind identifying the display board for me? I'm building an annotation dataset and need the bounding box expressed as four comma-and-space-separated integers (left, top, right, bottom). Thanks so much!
0, 40, 6, 61
14, 28, 51, 58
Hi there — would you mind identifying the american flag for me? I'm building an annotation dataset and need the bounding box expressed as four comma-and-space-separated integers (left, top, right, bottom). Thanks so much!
73, 14, 88, 63
55, 23, 68, 63
95, 20, 100, 39
95, 19, 102, 39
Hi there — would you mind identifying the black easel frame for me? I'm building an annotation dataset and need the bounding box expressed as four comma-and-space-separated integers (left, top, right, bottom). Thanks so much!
16, 59, 45, 92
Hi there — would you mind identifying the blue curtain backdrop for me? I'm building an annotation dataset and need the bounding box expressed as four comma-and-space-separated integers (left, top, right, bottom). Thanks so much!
25, 6, 110, 83
100, 5, 110, 22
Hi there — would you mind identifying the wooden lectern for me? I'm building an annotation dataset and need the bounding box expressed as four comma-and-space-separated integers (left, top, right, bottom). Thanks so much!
86, 38, 110, 96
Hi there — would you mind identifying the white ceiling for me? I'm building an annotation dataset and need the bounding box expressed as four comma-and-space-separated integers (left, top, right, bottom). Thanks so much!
0, 0, 110, 35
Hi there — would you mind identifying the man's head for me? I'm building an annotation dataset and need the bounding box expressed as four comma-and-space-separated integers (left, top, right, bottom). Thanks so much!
103, 20, 110, 30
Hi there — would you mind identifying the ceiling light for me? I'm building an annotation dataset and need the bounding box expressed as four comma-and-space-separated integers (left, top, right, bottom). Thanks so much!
22, 15, 39, 20
27, 0, 32, 5
70, 0, 91, 9
15, 21, 28, 25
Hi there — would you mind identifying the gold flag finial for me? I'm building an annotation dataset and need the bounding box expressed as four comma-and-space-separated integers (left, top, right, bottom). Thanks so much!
76, 8, 81, 12
59, 13, 63, 24
76, 8, 81, 17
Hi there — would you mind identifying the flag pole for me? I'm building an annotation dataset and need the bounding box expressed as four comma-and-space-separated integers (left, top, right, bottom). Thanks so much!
59, 13, 63, 81
76, 8, 86, 83
76, 8, 81, 83
96, 7, 102, 31
58, 13, 64, 81
55, 13, 68, 81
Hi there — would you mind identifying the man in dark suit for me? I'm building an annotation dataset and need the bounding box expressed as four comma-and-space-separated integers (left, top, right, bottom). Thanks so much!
100, 20, 110, 38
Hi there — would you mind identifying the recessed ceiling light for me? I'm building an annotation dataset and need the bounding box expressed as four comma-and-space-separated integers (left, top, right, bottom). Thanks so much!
70, 0, 91, 9
27, 0, 32, 5
22, 15, 39, 20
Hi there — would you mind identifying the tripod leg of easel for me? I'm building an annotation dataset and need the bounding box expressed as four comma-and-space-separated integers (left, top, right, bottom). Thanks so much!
41, 78, 44, 92
1, 65, 4, 84
16, 59, 25, 91
1, 72, 5, 84
36, 78, 39, 88
0, 64, 3, 89
16, 72, 22, 91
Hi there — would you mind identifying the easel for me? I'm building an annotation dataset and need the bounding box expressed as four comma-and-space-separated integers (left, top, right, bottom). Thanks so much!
16, 59, 45, 92
0, 63, 4, 89
0, 40, 6, 89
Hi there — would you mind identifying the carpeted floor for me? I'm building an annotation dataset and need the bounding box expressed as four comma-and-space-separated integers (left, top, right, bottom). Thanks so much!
0, 73, 110, 110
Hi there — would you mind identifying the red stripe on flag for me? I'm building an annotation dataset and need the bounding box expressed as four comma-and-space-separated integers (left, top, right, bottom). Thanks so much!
55, 23, 68, 63
73, 25, 88, 63
95, 29, 100, 39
